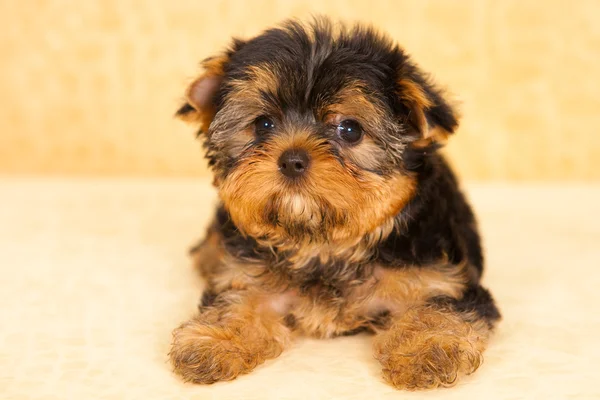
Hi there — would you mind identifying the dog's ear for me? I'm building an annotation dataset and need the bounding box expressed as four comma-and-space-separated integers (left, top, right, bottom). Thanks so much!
175, 55, 229, 133
176, 39, 246, 133
396, 66, 459, 147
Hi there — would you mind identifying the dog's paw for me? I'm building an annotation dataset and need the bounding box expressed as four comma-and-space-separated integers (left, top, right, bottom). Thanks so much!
376, 336, 482, 390
373, 307, 488, 390
169, 320, 265, 384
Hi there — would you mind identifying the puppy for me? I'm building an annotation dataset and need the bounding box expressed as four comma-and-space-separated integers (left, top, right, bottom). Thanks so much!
170, 18, 500, 390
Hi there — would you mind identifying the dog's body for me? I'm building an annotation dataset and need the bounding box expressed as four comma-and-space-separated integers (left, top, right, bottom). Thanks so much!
170, 19, 500, 390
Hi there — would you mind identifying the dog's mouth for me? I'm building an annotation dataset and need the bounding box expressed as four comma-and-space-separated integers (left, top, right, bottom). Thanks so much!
262, 193, 348, 240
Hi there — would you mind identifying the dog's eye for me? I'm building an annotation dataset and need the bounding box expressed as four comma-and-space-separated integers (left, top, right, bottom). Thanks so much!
337, 119, 363, 143
254, 116, 275, 135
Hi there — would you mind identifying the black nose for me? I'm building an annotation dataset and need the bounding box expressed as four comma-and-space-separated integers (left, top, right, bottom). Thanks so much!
278, 149, 310, 178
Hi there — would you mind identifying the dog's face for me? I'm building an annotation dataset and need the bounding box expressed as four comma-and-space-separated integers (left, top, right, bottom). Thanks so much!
178, 20, 458, 244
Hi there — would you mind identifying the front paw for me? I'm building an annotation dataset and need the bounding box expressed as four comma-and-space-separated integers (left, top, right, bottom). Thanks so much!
373, 309, 488, 390
169, 319, 264, 384
375, 336, 482, 390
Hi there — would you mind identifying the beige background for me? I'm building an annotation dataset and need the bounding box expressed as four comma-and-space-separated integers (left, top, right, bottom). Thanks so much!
1, 0, 599, 180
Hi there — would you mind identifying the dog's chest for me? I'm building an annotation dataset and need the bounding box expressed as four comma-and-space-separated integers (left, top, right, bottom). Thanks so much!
210, 243, 466, 339
264, 258, 468, 338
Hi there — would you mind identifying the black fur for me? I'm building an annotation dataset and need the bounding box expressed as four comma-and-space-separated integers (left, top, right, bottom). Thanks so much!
430, 285, 501, 329
176, 102, 196, 118
198, 289, 218, 311
376, 155, 484, 279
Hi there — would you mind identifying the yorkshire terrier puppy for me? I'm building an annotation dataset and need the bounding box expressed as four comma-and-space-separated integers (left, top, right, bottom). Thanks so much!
170, 18, 500, 390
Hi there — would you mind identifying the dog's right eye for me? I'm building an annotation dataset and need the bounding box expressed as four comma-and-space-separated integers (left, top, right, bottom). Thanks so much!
254, 116, 275, 135
337, 119, 363, 144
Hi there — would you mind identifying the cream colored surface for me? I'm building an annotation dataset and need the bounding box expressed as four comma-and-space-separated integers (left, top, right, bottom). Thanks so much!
1, 178, 598, 399
2, 1, 600, 180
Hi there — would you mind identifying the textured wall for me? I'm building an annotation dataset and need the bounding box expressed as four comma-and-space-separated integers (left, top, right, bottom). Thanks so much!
1, 1, 599, 180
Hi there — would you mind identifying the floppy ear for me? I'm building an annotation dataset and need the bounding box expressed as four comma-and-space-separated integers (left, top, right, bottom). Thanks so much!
397, 68, 459, 147
175, 54, 230, 133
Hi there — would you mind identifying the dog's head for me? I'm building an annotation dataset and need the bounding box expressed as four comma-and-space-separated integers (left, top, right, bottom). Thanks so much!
177, 19, 458, 245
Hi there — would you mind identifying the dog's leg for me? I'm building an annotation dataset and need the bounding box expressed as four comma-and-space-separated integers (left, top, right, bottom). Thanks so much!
170, 290, 293, 383
373, 285, 499, 390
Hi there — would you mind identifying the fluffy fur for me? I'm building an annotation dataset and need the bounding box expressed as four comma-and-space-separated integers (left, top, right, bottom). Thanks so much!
170, 18, 500, 390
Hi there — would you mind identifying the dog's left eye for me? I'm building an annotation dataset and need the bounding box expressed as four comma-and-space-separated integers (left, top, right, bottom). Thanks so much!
254, 116, 275, 135
337, 119, 363, 143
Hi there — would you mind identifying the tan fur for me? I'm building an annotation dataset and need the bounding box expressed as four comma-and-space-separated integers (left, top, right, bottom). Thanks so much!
239, 65, 281, 96
364, 264, 468, 315
191, 228, 269, 292
397, 77, 454, 144
179, 55, 230, 130
170, 290, 292, 384
323, 83, 389, 132
218, 64, 281, 122
398, 78, 434, 110
294, 263, 469, 337
373, 305, 490, 390
202, 55, 230, 77
271, 218, 396, 267
411, 125, 451, 147
343, 136, 389, 171
190, 226, 224, 279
